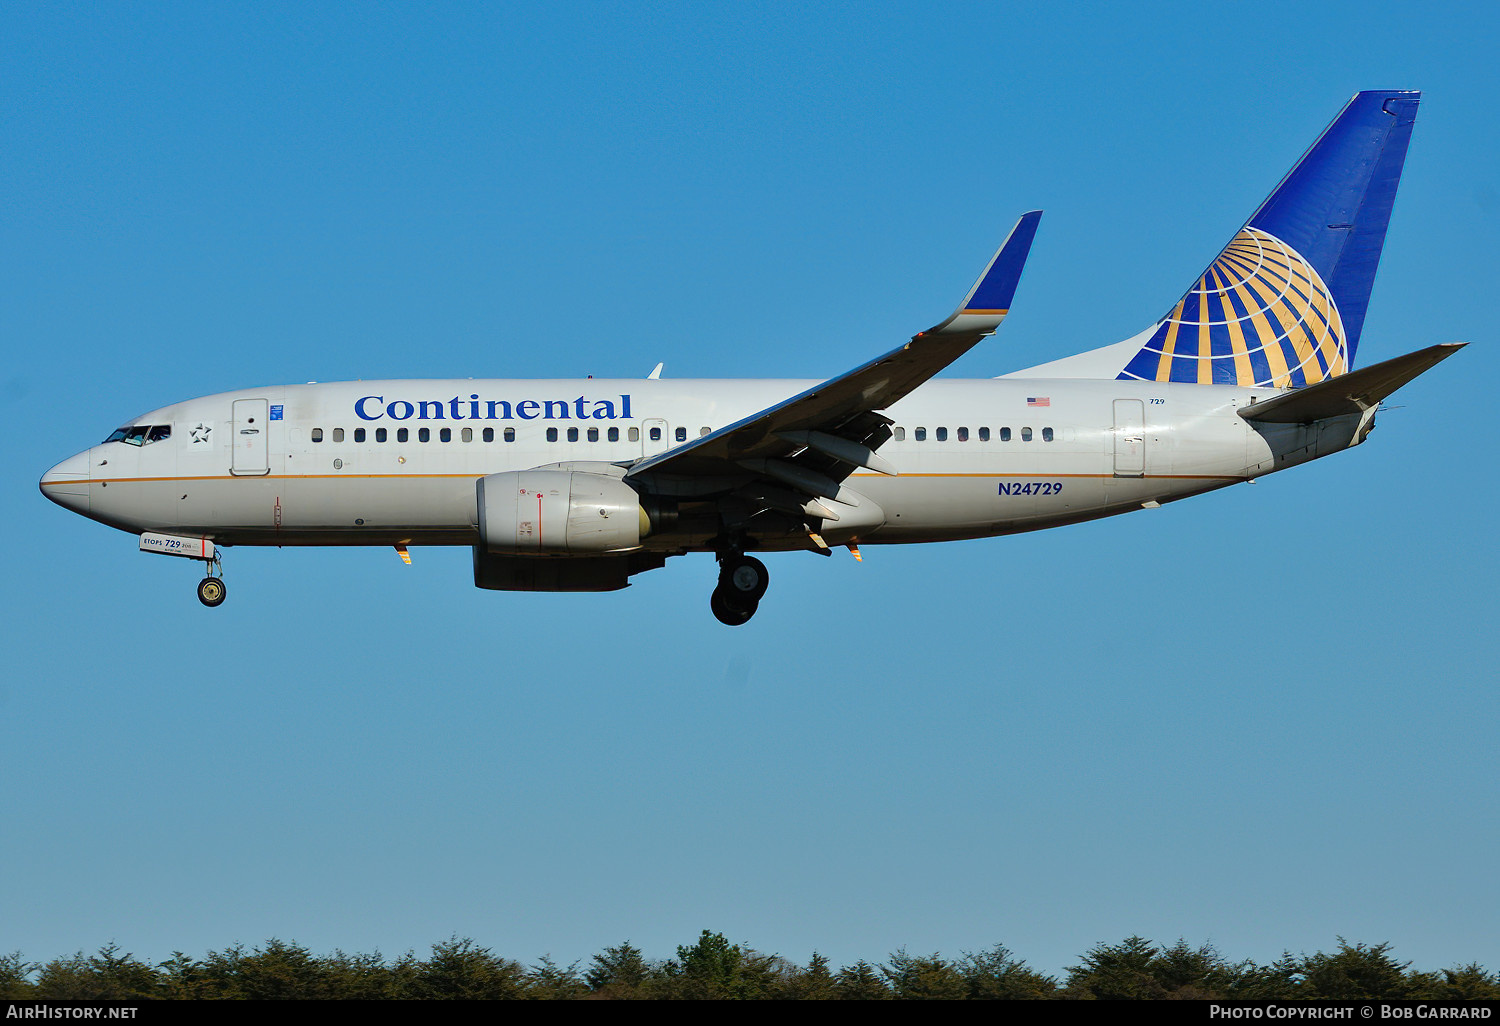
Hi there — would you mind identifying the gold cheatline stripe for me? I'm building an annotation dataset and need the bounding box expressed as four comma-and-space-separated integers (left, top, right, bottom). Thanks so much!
959, 308, 1009, 315
62, 470, 1247, 487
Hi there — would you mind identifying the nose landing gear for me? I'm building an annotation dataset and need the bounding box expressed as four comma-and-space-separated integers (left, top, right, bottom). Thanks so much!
197, 552, 226, 608
197, 576, 226, 607
711, 553, 768, 626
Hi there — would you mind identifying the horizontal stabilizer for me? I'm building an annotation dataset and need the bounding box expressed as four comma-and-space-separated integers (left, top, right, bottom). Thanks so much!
1238, 343, 1464, 423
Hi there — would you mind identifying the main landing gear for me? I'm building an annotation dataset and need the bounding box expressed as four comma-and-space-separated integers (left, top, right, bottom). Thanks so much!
197, 552, 226, 608
711, 552, 769, 626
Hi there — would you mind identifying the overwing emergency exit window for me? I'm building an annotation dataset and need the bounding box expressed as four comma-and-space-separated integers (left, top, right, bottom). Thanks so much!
675, 426, 687, 442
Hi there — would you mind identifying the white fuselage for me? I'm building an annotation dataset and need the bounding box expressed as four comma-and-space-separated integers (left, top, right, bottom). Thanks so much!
41, 375, 1332, 554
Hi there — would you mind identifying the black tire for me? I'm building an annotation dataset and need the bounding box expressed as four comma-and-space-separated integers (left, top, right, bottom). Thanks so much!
720, 555, 769, 603
711, 586, 755, 626
197, 577, 226, 608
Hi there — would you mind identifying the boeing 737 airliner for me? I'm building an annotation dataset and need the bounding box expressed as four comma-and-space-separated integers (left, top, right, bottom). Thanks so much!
41, 90, 1463, 624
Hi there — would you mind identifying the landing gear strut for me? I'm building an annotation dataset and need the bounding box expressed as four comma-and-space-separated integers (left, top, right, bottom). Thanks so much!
197, 552, 226, 608
711, 552, 768, 626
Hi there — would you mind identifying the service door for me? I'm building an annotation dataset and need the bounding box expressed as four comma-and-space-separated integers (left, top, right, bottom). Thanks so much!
231, 398, 270, 476
1113, 399, 1145, 477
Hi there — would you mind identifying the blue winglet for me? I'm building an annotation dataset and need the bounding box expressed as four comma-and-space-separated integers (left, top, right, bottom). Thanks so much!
961, 210, 1043, 315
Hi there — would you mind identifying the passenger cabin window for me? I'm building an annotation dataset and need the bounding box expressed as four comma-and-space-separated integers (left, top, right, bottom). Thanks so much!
418, 428, 430, 442
915, 427, 927, 441
629, 427, 640, 442
440, 427, 451, 442
1021, 427, 1033, 442
1000, 427, 1011, 441
504, 427, 515, 442
957, 427, 969, 441
311, 428, 324, 443
700, 426, 711, 437
546, 428, 559, 442
376, 428, 388, 443
893, 427, 905, 441
355, 427, 366, 443
462, 427, 472, 442
587, 427, 599, 442
397, 428, 409, 443
567, 427, 579, 442
978, 427, 990, 441
1042, 427, 1054, 442
935, 427, 948, 441
608, 427, 619, 442
482, 427, 494, 442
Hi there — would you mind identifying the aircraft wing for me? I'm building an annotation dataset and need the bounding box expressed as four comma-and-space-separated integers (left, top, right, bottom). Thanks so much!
625, 212, 1042, 505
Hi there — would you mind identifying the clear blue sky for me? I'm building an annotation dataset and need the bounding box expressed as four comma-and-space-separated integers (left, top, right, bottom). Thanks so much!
3, 1, 1496, 978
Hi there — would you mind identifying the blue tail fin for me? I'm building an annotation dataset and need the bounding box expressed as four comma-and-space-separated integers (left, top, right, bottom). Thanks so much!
1118, 90, 1420, 388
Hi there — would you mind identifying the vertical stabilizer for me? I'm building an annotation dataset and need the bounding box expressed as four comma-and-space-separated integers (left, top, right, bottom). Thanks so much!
1113, 90, 1419, 388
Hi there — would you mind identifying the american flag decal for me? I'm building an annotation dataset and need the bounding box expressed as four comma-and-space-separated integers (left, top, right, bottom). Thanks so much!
1026, 396, 1050, 407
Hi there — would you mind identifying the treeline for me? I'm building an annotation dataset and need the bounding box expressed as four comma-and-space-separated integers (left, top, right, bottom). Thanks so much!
3, 933, 1498, 1000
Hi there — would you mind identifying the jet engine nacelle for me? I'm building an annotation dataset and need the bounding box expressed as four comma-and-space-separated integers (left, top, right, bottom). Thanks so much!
476, 469, 650, 554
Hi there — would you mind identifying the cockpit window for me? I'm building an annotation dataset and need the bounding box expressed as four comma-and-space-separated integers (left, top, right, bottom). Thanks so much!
103, 425, 169, 446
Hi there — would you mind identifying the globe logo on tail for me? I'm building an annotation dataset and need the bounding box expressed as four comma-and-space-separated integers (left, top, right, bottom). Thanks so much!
1119, 227, 1346, 388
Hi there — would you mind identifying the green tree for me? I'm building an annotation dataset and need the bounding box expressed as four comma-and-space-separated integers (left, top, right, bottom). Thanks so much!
779, 952, 839, 1000
34, 944, 158, 1000
958, 943, 1059, 999
1065, 936, 1165, 999
231, 938, 328, 999
525, 955, 587, 999
317, 949, 405, 999
0, 951, 36, 999
882, 948, 968, 1000
585, 941, 651, 997
835, 960, 891, 1000
410, 936, 526, 1000
1298, 939, 1412, 1000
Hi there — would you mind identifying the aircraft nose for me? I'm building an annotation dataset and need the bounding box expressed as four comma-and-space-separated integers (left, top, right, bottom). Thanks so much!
40, 450, 91, 514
